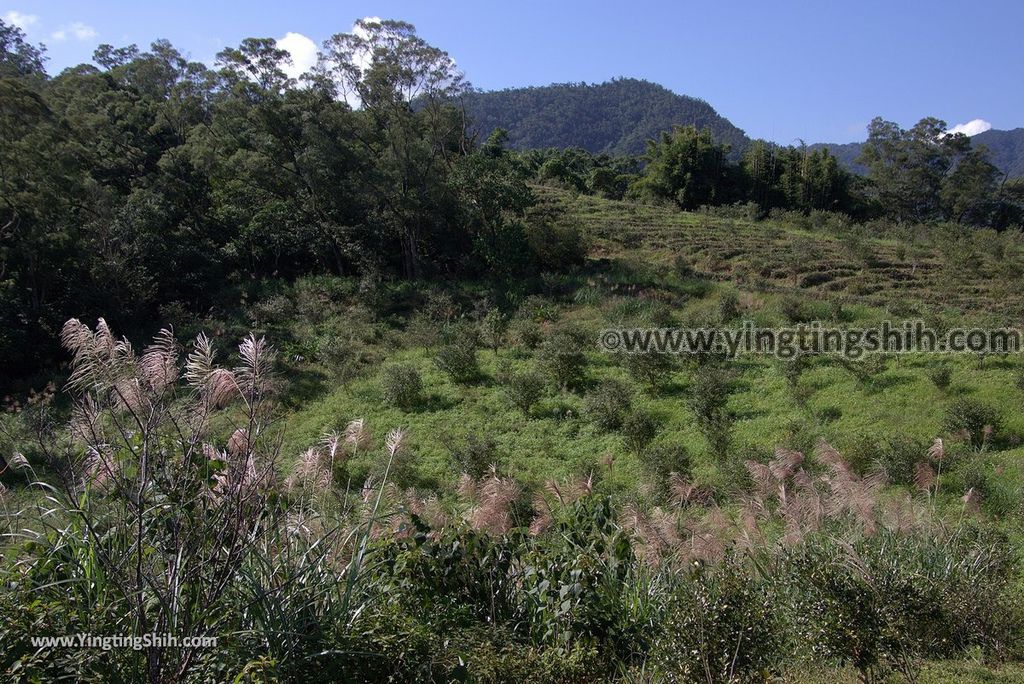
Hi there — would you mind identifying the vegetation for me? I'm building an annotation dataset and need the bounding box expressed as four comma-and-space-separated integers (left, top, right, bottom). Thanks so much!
2, 15, 1024, 684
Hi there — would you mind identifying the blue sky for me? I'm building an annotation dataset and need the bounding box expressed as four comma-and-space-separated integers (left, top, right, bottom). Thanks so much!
5, 0, 1023, 144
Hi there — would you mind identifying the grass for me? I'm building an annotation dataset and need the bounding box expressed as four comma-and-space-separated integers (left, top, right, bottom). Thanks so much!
240, 187, 1024, 512
6, 186, 1024, 680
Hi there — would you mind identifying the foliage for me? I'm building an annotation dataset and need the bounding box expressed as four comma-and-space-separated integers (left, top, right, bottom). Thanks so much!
583, 379, 633, 430
381, 363, 424, 409
942, 398, 1001, 448
537, 328, 588, 390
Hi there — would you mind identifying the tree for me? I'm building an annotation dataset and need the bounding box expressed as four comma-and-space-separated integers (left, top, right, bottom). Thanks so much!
0, 19, 46, 78
631, 125, 735, 209
941, 146, 1001, 224
859, 117, 970, 222
320, 19, 469, 278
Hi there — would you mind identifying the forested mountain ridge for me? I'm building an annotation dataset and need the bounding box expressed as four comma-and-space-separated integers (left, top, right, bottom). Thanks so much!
460, 78, 750, 157
462, 78, 1024, 179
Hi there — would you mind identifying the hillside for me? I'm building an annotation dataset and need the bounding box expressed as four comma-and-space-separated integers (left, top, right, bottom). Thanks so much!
461, 78, 750, 157
975, 127, 1024, 178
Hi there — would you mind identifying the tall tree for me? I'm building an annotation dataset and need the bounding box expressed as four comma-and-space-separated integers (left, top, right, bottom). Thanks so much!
859, 117, 970, 222
632, 125, 734, 209
0, 19, 46, 78
320, 19, 469, 278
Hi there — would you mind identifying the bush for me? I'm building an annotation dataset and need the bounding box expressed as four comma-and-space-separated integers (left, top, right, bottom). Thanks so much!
434, 339, 480, 383
638, 443, 690, 495
622, 410, 658, 457
510, 318, 543, 350
382, 364, 424, 409
943, 398, 1001, 448
501, 368, 546, 415
583, 379, 632, 430
718, 290, 740, 323
621, 351, 676, 390
478, 308, 508, 355
927, 363, 953, 391
524, 221, 587, 271
779, 295, 813, 324
875, 435, 929, 486
687, 366, 735, 458
651, 564, 781, 683
537, 329, 588, 390
790, 530, 1023, 682
673, 255, 695, 279
448, 432, 500, 478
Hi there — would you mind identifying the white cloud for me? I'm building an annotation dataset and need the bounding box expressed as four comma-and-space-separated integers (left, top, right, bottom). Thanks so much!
946, 119, 992, 137
51, 21, 97, 42
276, 31, 317, 80
3, 10, 38, 29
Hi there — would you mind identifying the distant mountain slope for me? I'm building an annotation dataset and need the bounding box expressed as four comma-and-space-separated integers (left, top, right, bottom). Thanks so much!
812, 128, 1024, 178
973, 128, 1024, 178
807, 142, 867, 175
460, 78, 749, 158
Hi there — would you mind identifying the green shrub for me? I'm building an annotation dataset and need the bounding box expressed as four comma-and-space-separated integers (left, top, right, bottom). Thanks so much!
638, 443, 691, 495
875, 435, 928, 486
687, 366, 735, 458
510, 318, 543, 350
448, 432, 500, 478
673, 255, 695, 279
943, 398, 1001, 448
927, 363, 953, 391
718, 290, 740, 323
381, 364, 424, 409
501, 368, 546, 415
789, 530, 1023, 683
621, 351, 676, 390
434, 339, 480, 384
651, 564, 782, 683
622, 410, 658, 457
583, 379, 632, 430
537, 329, 588, 390
524, 221, 587, 271
478, 308, 508, 355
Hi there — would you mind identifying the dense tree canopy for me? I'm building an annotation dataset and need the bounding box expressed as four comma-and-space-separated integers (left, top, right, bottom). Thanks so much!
0, 18, 536, 378
1, 16, 1021, 382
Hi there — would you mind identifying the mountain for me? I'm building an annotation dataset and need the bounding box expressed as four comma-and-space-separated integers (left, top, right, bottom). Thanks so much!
460, 78, 750, 158
973, 128, 1024, 178
811, 128, 1024, 179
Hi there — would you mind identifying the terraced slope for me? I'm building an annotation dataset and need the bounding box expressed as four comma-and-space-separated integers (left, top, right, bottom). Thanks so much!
541, 187, 1024, 322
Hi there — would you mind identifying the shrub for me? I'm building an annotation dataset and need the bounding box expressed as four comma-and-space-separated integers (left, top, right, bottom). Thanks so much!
622, 410, 658, 457
448, 432, 500, 478
501, 368, 546, 415
650, 564, 781, 683
478, 308, 508, 355
638, 443, 690, 495
537, 329, 588, 390
524, 221, 587, 271
875, 435, 928, 486
928, 363, 953, 391
779, 295, 813, 324
687, 366, 735, 458
775, 355, 805, 390
583, 380, 633, 430
510, 318, 543, 350
789, 530, 1023, 683
381, 364, 424, 409
621, 351, 676, 390
434, 339, 480, 384
718, 290, 740, 323
943, 398, 1001, 448
673, 255, 695, 279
